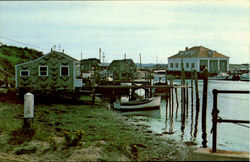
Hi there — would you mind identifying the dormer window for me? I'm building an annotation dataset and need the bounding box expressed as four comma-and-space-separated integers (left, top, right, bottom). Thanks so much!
179, 51, 184, 55
208, 51, 214, 55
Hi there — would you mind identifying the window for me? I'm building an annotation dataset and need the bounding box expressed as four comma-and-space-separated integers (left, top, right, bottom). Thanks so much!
39, 66, 48, 76
170, 63, 173, 68
186, 63, 189, 68
60, 66, 69, 76
192, 63, 195, 68
175, 63, 179, 68
20, 70, 30, 77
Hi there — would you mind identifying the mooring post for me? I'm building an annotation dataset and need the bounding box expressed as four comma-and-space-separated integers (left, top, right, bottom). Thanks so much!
186, 83, 189, 117
165, 69, 168, 85
181, 59, 186, 118
175, 88, 179, 118
169, 86, 172, 118
171, 78, 174, 118
212, 89, 218, 152
193, 70, 200, 138
92, 79, 96, 105
191, 70, 194, 107
150, 72, 152, 97
194, 70, 200, 110
23, 92, 34, 131
202, 67, 208, 148
165, 72, 169, 119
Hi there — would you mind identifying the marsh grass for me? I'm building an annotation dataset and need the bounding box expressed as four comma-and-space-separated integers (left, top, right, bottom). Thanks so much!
0, 95, 189, 161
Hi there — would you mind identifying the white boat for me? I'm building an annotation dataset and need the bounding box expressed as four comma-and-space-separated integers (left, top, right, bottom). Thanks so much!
113, 96, 161, 111
240, 73, 250, 81
216, 72, 229, 80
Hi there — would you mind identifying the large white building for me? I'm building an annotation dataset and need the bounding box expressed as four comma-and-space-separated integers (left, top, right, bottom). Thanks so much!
168, 46, 229, 72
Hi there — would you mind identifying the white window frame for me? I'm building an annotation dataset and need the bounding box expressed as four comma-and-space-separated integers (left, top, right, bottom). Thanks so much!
39, 66, 48, 76
60, 66, 70, 76
20, 70, 30, 77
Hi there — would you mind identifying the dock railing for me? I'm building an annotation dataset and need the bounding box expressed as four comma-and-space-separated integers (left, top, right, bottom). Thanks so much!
211, 89, 250, 152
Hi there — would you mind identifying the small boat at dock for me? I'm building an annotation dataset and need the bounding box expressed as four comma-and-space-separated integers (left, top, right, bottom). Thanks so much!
240, 73, 250, 81
113, 96, 161, 111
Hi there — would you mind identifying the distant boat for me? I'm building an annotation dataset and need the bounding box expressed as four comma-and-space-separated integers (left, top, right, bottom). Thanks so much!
209, 72, 229, 80
240, 73, 250, 81
216, 72, 229, 80
113, 96, 161, 111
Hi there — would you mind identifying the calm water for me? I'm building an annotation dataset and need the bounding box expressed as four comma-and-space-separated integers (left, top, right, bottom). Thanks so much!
120, 80, 250, 152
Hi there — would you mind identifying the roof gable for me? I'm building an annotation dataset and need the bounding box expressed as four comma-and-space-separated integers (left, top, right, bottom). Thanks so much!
16, 51, 79, 66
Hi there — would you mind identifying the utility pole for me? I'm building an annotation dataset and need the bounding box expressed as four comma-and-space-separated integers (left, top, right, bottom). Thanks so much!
99, 48, 101, 63
124, 53, 126, 60
81, 50, 82, 60
102, 52, 105, 63
139, 53, 142, 70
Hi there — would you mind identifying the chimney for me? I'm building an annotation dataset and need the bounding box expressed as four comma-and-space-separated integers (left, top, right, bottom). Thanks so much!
185, 47, 188, 51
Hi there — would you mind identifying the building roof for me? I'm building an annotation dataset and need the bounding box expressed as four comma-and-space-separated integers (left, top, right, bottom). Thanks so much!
16, 50, 79, 66
168, 46, 229, 59
110, 59, 135, 66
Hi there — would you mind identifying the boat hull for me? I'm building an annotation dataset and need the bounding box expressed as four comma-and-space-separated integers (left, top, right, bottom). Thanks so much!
113, 96, 161, 111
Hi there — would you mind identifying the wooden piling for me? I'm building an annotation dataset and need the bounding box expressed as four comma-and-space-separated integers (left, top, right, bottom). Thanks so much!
92, 86, 96, 105
181, 59, 186, 118
171, 78, 174, 118
202, 68, 208, 148
186, 83, 189, 117
175, 88, 179, 119
149, 72, 152, 97
191, 70, 194, 107
193, 70, 200, 138
169, 86, 172, 118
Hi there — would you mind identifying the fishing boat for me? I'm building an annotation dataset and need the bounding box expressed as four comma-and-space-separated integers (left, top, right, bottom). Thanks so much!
113, 96, 161, 111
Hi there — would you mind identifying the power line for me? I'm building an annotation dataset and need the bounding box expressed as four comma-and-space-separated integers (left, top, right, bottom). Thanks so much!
0, 35, 50, 52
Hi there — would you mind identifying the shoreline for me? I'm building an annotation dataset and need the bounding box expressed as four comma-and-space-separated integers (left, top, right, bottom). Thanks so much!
0, 93, 193, 161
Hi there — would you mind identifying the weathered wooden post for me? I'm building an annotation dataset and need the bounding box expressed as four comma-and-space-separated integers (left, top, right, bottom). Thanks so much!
92, 78, 96, 105
191, 70, 194, 107
202, 67, 208, 148
193, 70, 200, 138
194, 70, 200, 109
171, 78, 174, 118
149, 72, 152, 97
165, 72, 169, 119
175, 88, 179, 119
23, 92, 34, 131
186, 83, 189, 117
181, 59, 186, 118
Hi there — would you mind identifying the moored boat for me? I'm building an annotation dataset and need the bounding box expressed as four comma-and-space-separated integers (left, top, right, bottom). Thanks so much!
240, 73, 250, 81
113, 96, 161, 111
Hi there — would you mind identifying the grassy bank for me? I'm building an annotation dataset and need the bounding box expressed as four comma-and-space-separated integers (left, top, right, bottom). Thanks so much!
0, 92, 191, 161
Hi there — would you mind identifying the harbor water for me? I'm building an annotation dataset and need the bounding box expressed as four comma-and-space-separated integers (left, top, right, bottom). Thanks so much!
120, 80, 250, 152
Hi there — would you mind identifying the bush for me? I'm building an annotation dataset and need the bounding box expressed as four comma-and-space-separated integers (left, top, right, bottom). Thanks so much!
63, 130, 85, 147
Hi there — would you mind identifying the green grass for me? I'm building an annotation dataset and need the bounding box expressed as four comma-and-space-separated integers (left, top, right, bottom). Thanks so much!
0, 95, 190, 161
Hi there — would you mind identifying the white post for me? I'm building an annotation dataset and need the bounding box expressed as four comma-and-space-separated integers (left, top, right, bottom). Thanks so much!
23, 92, 34, 130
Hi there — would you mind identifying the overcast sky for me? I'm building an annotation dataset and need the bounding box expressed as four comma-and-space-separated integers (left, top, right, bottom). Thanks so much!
0, 1, 249, 64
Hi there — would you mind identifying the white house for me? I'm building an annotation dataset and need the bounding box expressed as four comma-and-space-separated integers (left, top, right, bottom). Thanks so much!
168, 46, 229, 72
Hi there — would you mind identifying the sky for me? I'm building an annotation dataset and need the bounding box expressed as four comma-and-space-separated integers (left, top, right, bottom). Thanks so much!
0, 1, 249, 64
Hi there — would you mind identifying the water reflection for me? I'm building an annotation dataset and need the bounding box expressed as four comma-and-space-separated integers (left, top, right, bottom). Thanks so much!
118, 80, 250, 152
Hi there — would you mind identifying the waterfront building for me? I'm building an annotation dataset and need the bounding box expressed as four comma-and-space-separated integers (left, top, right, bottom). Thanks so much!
109, 59, 137, 81
16, 49, 82, 94
80, 58, 100, 73
168, 46, 229, 72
